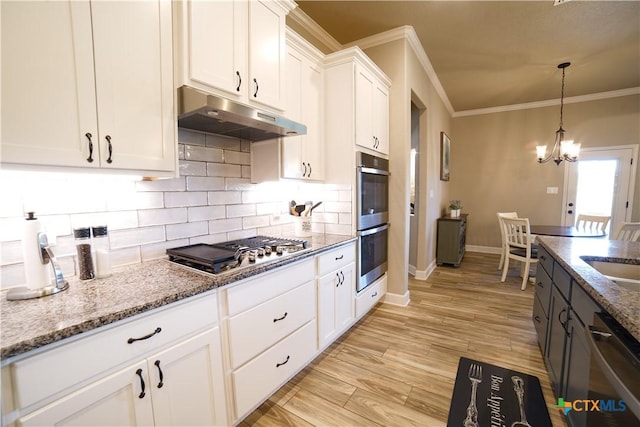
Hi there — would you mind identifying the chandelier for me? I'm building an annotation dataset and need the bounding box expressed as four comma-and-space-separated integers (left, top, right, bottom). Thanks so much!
536, 62, 580, 165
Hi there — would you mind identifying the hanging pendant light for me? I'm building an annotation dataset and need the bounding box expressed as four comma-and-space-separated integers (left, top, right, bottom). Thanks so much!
536, 62, 580, 165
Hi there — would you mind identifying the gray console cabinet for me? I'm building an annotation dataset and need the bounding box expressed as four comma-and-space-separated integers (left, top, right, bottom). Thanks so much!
436, 215, 467, 267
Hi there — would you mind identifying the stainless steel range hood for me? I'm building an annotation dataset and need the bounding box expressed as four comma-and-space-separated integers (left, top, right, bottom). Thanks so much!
177, 86, 306, 142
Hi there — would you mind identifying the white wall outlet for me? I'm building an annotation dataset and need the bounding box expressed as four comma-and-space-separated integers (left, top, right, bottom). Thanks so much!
546, 187, 559, 194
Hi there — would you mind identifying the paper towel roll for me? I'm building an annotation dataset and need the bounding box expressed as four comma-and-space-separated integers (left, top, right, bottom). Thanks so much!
22, 213, 49, 290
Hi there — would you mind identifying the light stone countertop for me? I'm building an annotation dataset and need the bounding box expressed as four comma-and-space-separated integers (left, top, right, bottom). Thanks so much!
1, 234, 356, 361
536, 236, 640, 342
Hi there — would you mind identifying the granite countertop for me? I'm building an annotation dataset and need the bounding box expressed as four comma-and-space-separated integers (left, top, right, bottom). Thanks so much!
0, 234, 356, 361
536, 236, 640, 342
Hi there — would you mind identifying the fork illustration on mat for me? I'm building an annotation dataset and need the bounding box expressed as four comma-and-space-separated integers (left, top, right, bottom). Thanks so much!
464, 363, 483, 427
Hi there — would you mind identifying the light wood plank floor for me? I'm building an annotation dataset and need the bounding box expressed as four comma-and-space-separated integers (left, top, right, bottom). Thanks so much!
241, 252, 567, 426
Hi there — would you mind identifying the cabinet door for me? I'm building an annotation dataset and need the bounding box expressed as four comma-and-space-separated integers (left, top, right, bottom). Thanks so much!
91, 0, 175, 172
317, 271, 338, 347
282, 48, 305, 179
562, 316, 590, 427
546, 285, 569, 395
373, 84, 389, 155
301, 61, 324, 180
148, 328, 228, 427
185, 0, 247, 98
335, 263, 355, 332
282, 49, 324, 180
248, 0, 286, 110
1, 1, 100, 168
355, 67, 375, 151
19, 361, 154, 427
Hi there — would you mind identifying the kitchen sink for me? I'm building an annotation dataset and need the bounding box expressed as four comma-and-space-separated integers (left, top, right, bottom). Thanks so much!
580, 257, 640, 291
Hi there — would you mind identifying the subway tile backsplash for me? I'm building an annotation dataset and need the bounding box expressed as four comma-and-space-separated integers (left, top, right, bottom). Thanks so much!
0, 130, 352, 289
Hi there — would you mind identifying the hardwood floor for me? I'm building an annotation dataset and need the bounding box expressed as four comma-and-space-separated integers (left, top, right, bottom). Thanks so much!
240, 252, 567, 426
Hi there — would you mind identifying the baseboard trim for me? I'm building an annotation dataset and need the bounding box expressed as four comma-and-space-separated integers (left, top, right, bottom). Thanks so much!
383, 290, 410, 307
467, 245, 501, 254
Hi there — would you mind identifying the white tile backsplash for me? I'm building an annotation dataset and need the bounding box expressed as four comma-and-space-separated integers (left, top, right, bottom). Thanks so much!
138, 208, 188, 227
0, 131, 352, 289
165, 191, 208, 208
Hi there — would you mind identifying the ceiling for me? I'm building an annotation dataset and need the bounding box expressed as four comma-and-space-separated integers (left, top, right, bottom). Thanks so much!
294, 1, 640, 113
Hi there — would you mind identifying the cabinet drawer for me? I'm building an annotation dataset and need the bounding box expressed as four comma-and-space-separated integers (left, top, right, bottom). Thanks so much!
11, 292, 218, 409
532, 295, 549, 355
538, 245, 554, 277
225, 259, 314, 316
534, 265, 553, 317
316, 243, 356, 277
552, 264, 572, 300
571, 284, 601, 326
232, 321, 316, 419
356, 274, 386, 318
228, 281, 315, 368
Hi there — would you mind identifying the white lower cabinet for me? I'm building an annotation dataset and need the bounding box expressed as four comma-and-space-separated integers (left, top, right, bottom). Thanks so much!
232, 321, 316, 418
6, 292, 227, 427
220, 258, 317, 423
356, 274, 387, 319
19, 360, 154, 427
19, 329, 225, 427
316, 243, 356, 349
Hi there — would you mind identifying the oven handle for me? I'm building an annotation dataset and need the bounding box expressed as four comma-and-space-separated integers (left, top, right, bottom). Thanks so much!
358, 223, 389, 237
586, 324, 640, 419
358, 166, 390, 176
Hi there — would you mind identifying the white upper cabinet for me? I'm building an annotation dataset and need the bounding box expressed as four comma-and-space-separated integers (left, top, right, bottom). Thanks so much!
324, 47, 391, 158
1, 0, 176, 174
251, 28, 324, 182
355, 65, 389, 155
175, 0, 294, 112
281, 30, 324, 180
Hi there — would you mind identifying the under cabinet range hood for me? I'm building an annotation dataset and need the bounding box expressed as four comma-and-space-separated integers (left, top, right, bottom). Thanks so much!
177, 86, 306, 142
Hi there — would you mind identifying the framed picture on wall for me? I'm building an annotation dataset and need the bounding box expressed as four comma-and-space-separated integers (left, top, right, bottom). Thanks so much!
440, 132, 451, 181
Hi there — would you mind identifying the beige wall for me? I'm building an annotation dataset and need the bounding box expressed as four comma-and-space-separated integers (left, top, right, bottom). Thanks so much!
363, 39, 452, 297
451, 94, 640, 249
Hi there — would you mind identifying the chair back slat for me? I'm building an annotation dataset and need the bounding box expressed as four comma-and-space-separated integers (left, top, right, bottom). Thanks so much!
614, 222, 640, 242
576, 214, 611, 232
503, 217, 533, 252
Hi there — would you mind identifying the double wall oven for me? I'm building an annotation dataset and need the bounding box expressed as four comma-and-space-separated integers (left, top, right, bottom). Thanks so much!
356, 152, 389, 293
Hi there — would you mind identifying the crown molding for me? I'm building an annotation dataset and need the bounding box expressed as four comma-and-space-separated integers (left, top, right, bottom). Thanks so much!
453, 87, 640, 118
287, 6, 342, 53
343, 25, 455, 116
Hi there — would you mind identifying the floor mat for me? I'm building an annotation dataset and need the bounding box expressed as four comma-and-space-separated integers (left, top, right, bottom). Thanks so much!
447, 357, 552, 427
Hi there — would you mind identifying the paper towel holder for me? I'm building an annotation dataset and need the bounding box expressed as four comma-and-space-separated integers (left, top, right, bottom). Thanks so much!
7, 232, 69, 301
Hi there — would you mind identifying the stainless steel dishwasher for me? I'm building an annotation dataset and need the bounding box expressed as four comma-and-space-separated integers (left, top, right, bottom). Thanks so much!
586, 312, 640, 426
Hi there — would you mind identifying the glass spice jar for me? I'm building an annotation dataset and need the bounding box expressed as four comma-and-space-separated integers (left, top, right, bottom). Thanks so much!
74, 227, 94, 280
92, 225, 111, 278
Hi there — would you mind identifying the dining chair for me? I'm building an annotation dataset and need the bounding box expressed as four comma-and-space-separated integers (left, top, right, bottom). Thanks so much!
501, 217, 538, 291
496, 212, 518, 270
575, 214, 611, 233
613, 222, 640, 242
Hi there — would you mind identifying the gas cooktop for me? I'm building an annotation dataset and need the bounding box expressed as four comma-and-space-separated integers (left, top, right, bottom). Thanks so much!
166, 236, 309, 275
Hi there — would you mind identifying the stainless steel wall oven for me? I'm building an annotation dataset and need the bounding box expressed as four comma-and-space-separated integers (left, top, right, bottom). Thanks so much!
356, 152, 389, 293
